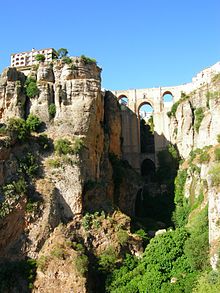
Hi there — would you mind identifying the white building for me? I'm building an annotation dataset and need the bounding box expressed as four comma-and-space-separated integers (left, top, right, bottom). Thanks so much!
11, 48, 57, 67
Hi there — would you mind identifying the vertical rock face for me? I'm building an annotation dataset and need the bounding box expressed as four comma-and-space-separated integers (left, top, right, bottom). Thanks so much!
0, 68, 26, 121
168, 75, 220, 268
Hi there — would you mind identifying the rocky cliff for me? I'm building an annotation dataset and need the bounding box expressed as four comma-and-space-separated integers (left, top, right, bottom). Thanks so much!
168, 73, 220, 269
0, 59, 142, 292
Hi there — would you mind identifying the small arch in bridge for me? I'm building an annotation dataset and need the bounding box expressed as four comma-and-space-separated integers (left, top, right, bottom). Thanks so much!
162, 91, 173, 102
138, 102, 153, 120
118, 95, 128, 106
141, 158, 156, 179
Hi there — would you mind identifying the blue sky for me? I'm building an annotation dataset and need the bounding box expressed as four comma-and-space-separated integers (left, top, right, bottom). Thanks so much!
0, 0, 219, 90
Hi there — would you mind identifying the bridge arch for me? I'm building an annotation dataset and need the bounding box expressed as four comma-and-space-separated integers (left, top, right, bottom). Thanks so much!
141, 158, 156, 179
118, 94, 129, 106
162, 91, 173, 102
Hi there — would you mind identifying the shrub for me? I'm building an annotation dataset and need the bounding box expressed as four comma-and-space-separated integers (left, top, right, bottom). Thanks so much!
184, 207, 209, 271
212, 73, 220, 83
35, 54, 45, 62
18, 152, 39, 178
81, 54, 97, 64
73, 137, 84, 154
37, 134, 52, 151
194, 107, 204, 133
209, 163, 220, 186
26, 114, 41, 132
217, 134, 220, 143
55, 138, 73, 155
214, 148, 220, 161
198, 152, 210, 163
48, 103, 56, 118
25, 77, 39, 98
117, 229, 129, 246
50, 245, 65, 259
74, 254, 89, 276
37, 256, 49, 272
7, 117, 30, 142
0, 124, 7, 135
47, 158, 61, 168
62, 56, 72, 64
98, 246, 117, 272
57, 48, 68, 58
193, 271, 220, 293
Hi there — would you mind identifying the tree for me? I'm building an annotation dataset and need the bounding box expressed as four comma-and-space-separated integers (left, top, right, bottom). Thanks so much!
35, 54, 45, 62
57, 48, 68, 58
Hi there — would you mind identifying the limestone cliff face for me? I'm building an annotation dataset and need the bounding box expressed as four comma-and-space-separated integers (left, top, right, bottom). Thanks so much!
168, 74, 220, 269
0, 60, 142, 292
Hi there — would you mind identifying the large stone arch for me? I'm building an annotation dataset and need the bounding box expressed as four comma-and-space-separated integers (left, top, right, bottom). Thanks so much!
118, 94, 129, 106
162, 90, 173, 103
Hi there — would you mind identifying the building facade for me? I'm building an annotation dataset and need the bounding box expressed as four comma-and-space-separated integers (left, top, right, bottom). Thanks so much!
11, 48, 57, 67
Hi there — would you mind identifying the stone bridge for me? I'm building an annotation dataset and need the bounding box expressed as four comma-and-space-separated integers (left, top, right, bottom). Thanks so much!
111, 83, 196, 173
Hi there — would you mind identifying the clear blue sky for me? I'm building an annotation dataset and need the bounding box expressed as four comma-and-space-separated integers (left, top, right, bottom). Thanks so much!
0, 0, 219, 90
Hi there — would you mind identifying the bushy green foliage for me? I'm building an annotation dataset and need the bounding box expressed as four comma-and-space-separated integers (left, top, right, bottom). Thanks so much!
18, 152, 39, 178
98, 246, 118, 273
198, 151, 210, 163
57, 48, 68, 58
25, 77, 39, 98
7, 117, 30, 142
48, 103, 56, 118
37, 134, 52, 151
184, 206, 209, 271
81, 54, 97, 64
172, 169, 189, 227
35, 54, 45, 62
217, 134, 220, 143
167, 92, 190, 118
73, 137, 84, 154
26, 113, 41, 132
0, 178, 27, 218
47, 158, 61, 168
107, 228, 198, 293
193, 271, 220, 293
211, 73, 220, 83
62, 56, 72, 64
214, 147, 220, 161
194, 107, 205, 133
0, 259, 37, 292
117, 229, 129, 246
209, 163, 220, 186
55, 138, 73, 155
74, 254, 89, 276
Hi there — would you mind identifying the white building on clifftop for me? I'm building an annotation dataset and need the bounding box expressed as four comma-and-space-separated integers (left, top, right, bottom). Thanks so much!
10, 48, 57, 68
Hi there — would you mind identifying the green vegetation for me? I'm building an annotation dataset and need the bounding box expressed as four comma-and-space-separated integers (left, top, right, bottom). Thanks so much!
193, 271, 220, 293
37, 134, 52, 151
25, 76, 39, 98
214, 147, 220, 161
117, 229, 129, 246
55, 138, 73, 155
167, 92, 190, 118
211, 73, 220, 83
73, 137, 84, 154
48, 103, 56, 118
0, 178, 27, 218
81, 54, 97, 64
35, 54, 45, 62
18, 152, 39, 178
26, 113, 42, 132
57, 48, 68, 58
74, 253, 89, 276
0, 259, 37, 291
206, 91, 220, 100
98, 246, 118, 273
47, 158, 61, 168
198, 151, 210, 163
209, 163, 220, 186
7, 117, 29, 142
81, 212, 101, 231
172, 169, 189, 227
217, 134, 220, 143
62, 56, 72, 64
107, 207, 209, 293
194, 107, 205, 133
